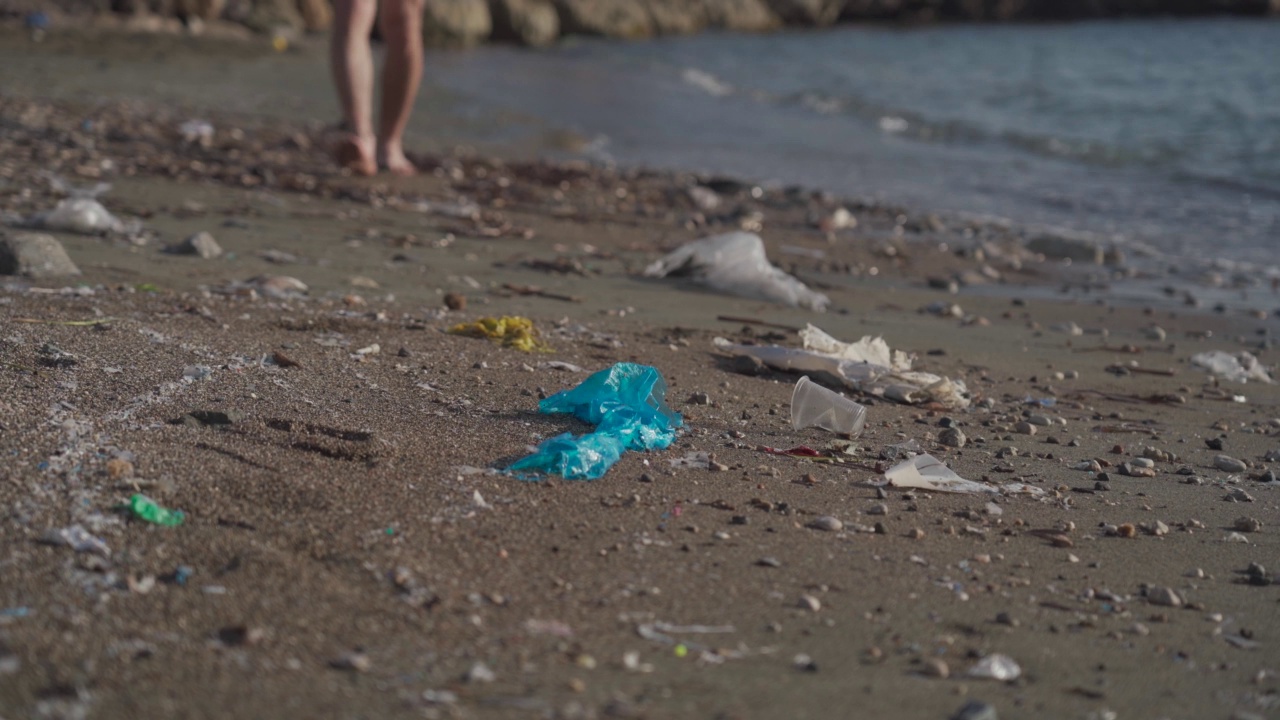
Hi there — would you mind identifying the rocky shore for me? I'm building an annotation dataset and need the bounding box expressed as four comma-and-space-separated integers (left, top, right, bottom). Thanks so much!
5, 0, 1278, 47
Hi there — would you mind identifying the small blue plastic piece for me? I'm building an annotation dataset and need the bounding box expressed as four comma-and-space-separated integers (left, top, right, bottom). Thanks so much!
509, 363, 682, 480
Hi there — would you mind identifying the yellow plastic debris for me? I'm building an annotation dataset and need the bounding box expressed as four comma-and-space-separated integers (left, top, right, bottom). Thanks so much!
447, 316, 550, 353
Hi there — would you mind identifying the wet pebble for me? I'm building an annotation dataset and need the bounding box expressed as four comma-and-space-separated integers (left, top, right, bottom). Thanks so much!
950, 700, 999, 720
1147, 587, 1183, 607
1233, 517, 1262, 533
1214, 455, 1248, 473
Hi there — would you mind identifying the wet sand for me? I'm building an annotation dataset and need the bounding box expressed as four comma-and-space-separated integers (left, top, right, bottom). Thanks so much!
2, 31, 1279, 720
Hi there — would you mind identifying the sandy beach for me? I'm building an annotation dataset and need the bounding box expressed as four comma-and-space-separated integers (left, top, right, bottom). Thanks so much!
2, 30, 1279, 720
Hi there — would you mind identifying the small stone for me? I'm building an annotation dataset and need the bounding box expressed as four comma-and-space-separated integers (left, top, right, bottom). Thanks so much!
906, 528, 925, 539
106, 458, 134, 481
1225, 488, 1255, 503
1214, 455, 1248, 473
1130, 457, 1154, 469
808, 516, 843, 532
0, 231, 81, 278
867, 503, 888, 516
1120, 463, 1155, 478
218, 625, 265, 646
921, 657, 950, 679
1116, 523, 1137, 539
873, 521, 887, 535
1026, 414, 1053, 426
1147, 587, 1183, 607
1143, 325, 1167, 341
950, 700, 999, 720
1013, 422, 1037, 436
465, 661, 496, 683
686, 391, 711, 405
1150, 520, 1170, 536
330, 651, 371, 672
444, 292, 466, 311
797, 594, 821, 612
172, 231, 223, 259
939, 427, 967, 448
1048, 534, 1074, 548
756, 557, 781, 568
1233, 517, 1262, 533
1247, 562, 1267, 579
1206, 437, 1225, 451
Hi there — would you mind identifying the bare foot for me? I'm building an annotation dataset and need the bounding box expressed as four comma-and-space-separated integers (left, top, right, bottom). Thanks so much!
334, 133, 377, 176
378, 142, 417, 177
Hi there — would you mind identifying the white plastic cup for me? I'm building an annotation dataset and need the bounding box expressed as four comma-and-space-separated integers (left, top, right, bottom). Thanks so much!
790, 376, 867, 437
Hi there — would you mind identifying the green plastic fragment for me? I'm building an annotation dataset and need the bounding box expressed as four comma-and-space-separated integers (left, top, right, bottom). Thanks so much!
128, 494, 185, 526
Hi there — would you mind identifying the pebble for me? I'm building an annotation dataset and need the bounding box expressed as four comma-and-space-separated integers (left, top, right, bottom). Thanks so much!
1224, 487, 1255, 503
330, 651, 371, 672
686, 391, 711, 405
172, 231, 223, 259
906, 528, 925, 539
1143, 325, 1167, 341
1119, 463, 1155, 478
1026, 414, 1053, 426
1205, 437, 1225, 451
756, 557, 781, 568
921, 657, 950, 678
867, 503, 888, 516
465, 661, 496, 683
0, 231, 81, 278
444, 292, 466, 311
950, 700, 999, 720
808, 516, 843, 532
1130, 457, 1155, 469
1013, 422, 1036, 435
1233, 517, 1262, 533
106, 458, 134, 480
938, 427, 967, 448
1214, 455, 1248, 473
797, 594, 821, 612
1147, 587, 1183, 607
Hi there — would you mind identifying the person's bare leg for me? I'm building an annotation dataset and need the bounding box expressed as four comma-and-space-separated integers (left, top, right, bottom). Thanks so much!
329, 0, 378, 176
377, 0, 425, 176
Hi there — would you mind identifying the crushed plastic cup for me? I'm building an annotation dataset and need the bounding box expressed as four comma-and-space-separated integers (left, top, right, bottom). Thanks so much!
790, 376, 866, 437
127, 494, 185, 526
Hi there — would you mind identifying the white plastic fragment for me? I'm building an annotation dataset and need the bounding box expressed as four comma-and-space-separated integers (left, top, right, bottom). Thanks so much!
715, 324, 970, 409
967, 654, 1022, 681
885, 454, 997, 494
40, 525, 111, 556
1190, 351, 1273, 384
644, 232, 830, 311
13, 178, 138, 236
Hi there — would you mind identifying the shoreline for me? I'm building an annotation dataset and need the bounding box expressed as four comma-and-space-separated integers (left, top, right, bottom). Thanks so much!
2, 39, 1279, 720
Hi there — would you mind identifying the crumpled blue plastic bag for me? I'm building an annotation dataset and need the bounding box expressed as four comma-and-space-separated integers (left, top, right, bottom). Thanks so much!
509, 363, 682, 480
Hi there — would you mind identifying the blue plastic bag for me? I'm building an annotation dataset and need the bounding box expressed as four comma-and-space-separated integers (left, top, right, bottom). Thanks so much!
509, 363, 682, 480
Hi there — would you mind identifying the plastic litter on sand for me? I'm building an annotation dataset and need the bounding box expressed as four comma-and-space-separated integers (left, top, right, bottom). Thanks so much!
447, 316, 550, 352
716, 324, 970, 409
643, 232, 830, 311
884, 454, 1046, 497
508, 363, 682, 480
127, 494, 185, 526
790, 375, 867, 436
1190, 350, 1273, 384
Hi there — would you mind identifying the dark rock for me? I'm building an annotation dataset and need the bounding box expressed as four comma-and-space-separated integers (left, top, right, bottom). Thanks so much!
553, 0, 652, 38
765, 0, 842, 24
0, 231, 80, 278
488, 0, 558, 45
424, 0, 492, 46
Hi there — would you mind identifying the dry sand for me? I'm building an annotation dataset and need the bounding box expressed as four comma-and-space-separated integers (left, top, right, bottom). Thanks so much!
1, 31, 1279, 720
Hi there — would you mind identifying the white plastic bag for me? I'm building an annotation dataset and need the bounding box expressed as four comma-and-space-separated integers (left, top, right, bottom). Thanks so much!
644, 232, 829, 311
1191, 350, 1273, 384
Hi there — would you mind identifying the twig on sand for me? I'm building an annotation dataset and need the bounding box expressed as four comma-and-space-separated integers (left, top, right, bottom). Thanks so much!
716, 315, 801, 332
14, 317, 114, 326
500, 283, 582, 303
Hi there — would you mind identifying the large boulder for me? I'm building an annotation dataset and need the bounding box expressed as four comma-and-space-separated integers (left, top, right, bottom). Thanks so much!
488, 0, 558, 45
295, 0, 330, 31
764, 0, 843, 24
701, 0, 781, 30
0, 232, 81, 279
552, 0, 653, 38
242, 0, 302, 33
423, 0, 492, 47
643, 0, 706, 34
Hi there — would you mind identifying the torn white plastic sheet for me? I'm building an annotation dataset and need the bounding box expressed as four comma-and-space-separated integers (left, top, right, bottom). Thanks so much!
643, 232, 829, 311
1191, 351, 1273, 384
883, 454, 1046, 497
885, 454, 997, 494
12, 178, 138, 236
714, 324, 970, 409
